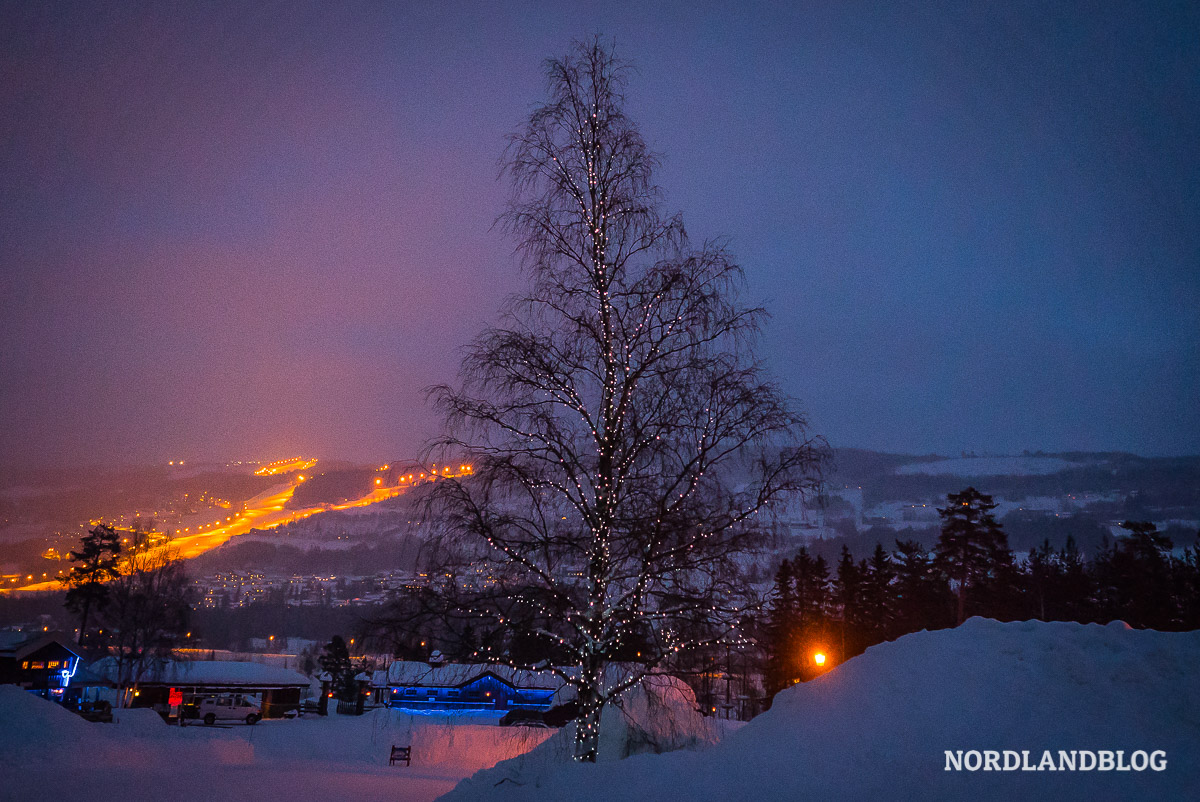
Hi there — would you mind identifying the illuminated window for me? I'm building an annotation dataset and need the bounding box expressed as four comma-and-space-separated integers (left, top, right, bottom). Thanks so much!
31, 662, 45, 669
48, 661, 59, 669
21, 661, 28, 669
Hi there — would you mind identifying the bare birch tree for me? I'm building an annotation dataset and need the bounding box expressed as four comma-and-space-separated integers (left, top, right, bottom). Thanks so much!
424, 40, 826, 763
102, 547, 191, 706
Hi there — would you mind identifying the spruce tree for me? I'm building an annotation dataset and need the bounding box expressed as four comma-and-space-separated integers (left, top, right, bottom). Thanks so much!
833, 546, 862, 658
60, 524, 122, 649
861, 543, 894, 644
934, 487, 1008, 624
320, 636, 356, 701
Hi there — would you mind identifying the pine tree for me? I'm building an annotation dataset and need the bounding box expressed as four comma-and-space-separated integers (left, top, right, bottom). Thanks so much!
934, 487, 1009, 624
764, 559, 798, 698
1094, 521, 1176, 628
1025, 539, 1059, 620
833, 546, 862, 658
60, 524, 122, 649
320, 635, 356, 702
893, 539, 951, 635
861, 543, 894, 645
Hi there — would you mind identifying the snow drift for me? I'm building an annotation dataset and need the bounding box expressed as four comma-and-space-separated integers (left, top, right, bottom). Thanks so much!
0, 690, 551, 802
443, 619, 1200, 801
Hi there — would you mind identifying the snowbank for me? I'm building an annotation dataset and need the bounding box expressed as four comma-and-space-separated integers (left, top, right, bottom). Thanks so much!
443, 619, 1200, 801
445, 672, 727, 795
0, 690, 550, 802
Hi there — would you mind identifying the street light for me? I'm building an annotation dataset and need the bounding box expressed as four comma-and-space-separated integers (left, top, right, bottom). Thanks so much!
813, 652, 827, 667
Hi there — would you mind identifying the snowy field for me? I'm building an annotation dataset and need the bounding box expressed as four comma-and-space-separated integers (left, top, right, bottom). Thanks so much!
894, 456, 1084, 476
4, 620, 1198, 801
0, 695, 551, 802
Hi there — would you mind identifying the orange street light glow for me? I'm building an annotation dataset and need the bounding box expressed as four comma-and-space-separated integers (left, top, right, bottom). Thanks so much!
814, 652, 827, 666
5, 464, 476, 593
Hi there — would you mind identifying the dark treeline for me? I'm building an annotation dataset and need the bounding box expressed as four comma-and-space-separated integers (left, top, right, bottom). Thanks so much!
763, 487, 1200, 701
189, 599, 364, 650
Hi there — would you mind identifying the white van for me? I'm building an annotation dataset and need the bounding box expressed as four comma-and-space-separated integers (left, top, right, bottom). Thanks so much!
198, 694, 261, 725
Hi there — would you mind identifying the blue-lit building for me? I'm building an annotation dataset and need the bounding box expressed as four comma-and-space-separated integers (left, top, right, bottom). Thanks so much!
373, 661, 563, 713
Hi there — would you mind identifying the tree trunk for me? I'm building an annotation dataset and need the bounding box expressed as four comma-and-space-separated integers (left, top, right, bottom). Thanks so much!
573, 657, 604, 763
573, 687, 603, 763
77, 594, 91, 645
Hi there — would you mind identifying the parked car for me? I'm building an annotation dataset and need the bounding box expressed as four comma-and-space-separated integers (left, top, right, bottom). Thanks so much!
198, 694, 261, 725
542, 701, 578, 728
499, 709, 550, 728
73, 699, 113, 723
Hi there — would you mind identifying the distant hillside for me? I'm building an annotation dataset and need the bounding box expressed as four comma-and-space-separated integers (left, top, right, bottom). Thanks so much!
828, 449, 1200, 510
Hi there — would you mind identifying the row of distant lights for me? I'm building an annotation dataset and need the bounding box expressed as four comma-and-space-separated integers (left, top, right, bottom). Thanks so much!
374, 464, 473, 486
82, 461, 475, 539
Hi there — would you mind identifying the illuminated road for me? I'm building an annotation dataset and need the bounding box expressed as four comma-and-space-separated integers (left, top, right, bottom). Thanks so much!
6, 466, 470, 593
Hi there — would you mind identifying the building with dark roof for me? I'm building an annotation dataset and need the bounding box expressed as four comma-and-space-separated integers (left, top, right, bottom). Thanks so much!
0, 632, 106, 703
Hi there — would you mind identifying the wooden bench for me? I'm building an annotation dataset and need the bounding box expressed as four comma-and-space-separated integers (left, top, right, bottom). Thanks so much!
389, 745, 411, 766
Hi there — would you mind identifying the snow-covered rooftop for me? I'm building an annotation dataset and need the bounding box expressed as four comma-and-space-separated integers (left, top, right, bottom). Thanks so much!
0, 631, 33, 653
380, 661, 565, 690
91, 657, 310, 688
0, 631, 79, 659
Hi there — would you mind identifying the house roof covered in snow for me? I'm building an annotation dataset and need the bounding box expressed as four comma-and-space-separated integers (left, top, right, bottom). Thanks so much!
91, 657, 310, 688
377, 661, 565, 691
0, 632, 80, 662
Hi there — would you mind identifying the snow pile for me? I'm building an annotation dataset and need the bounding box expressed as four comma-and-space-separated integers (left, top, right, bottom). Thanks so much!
0, 686, 256, 772
396, 720, 554, 771
0, 689, 548, 801
110, 706, 169, 735
448, 673, 724, 794
228, 707, 554, 771
603, 674, 724, 757
443, 619, 1200, 801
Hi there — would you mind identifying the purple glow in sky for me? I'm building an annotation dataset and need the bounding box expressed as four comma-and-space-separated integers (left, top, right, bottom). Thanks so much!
2, 1, 1197, 466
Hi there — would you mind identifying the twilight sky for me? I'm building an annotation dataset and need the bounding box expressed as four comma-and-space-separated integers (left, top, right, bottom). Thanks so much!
1, 1, 1197, 467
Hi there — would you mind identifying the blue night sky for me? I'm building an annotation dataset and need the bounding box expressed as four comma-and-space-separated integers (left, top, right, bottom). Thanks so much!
1, 1, 1197, 466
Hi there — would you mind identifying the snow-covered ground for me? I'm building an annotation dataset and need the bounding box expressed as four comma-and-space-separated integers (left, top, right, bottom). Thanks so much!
446, 619, 1200, 801
895, 456, 1085, 476
4, 620, 1198, 801
0, 693, 551, 802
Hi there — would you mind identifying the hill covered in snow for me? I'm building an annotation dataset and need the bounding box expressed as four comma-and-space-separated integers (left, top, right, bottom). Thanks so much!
444, 618, 1200, 801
